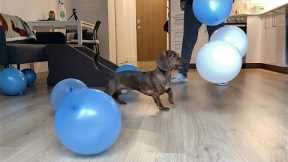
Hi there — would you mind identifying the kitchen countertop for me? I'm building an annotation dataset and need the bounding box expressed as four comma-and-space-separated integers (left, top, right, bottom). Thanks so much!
232, 3, 288, 17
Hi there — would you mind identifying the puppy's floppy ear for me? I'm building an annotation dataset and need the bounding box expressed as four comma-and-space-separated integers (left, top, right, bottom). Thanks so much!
156, 52, 170, 71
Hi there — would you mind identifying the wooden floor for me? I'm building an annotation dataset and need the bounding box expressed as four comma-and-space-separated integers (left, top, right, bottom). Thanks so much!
1, 69, 288, 162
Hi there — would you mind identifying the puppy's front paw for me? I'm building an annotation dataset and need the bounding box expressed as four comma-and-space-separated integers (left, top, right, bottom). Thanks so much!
117, 99, 127, 105
168, 99, 175, 105
160, 107, 170, 111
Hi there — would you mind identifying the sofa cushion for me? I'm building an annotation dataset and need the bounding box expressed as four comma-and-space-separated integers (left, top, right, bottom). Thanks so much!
6, 44, 47, 64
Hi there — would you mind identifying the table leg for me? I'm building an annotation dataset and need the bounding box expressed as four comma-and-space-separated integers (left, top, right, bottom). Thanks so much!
30, 63, 35, 70
77, 22, 83, 45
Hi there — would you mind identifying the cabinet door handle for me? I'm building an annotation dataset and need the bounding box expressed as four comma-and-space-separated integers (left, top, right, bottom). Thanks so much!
137, 25, 142, 30
264, 15, 270, 29
272, 15, 276, 28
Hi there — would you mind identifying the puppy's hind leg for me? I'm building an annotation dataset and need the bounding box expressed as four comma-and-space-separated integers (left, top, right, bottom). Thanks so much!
166, 88, 175, 105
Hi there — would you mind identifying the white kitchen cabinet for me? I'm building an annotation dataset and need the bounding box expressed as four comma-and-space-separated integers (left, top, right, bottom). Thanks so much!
261, 8, 287, 67
246, 7, 287, 67
246, 16, 263, 63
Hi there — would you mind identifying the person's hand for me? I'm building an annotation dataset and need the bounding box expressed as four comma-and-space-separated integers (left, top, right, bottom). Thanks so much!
180, 1, 186, 11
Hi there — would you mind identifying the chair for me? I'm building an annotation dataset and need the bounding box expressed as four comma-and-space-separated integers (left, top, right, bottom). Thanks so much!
68, 20, 101, 56
91, 20, 101, 57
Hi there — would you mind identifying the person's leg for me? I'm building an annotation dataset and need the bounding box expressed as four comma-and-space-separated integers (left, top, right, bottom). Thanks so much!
178, 3, 202, 78
207, 23, 224, 39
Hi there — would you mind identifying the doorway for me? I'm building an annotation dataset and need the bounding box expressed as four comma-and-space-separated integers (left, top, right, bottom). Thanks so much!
136, 0, 167, 61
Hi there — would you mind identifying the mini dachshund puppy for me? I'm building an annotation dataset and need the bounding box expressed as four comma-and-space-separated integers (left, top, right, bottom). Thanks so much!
106, 50, 180, 111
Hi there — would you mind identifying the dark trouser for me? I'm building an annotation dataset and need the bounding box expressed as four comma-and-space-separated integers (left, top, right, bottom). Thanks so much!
179, 4, 224, 77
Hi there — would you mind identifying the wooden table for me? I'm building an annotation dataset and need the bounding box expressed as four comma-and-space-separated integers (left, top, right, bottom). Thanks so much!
28, 20, 95, 45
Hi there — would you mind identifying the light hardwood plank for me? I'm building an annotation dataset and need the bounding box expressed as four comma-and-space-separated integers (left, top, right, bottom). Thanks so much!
0, 69, 288, 162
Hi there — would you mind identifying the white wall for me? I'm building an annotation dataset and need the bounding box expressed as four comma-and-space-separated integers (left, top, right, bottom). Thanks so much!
70, 0, 137, 64
69, 0, 137, 65
0, 0, 72, 21
71, 0, 110, 60
107, 0, 117, 63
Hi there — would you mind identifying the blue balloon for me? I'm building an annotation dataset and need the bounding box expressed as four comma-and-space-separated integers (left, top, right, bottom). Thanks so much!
50, 79, 87, 111
0, 68, 27, 96
116, 64, 139, 73
193, 0, 233, 26
21, 69, 37, 87
55, 88, 122, 155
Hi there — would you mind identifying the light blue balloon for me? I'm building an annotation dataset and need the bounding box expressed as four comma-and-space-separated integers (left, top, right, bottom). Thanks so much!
116, 64, 139, 73
50, 79, 87, 111
196, 41, 242, 84
193, 0, 233, 26
0, 68, 27, 96
55, 88, 122, 155
210, 26, 248, 57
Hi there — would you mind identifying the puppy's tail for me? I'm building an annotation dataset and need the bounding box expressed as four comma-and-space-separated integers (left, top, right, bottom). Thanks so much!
94, 59, 117, 78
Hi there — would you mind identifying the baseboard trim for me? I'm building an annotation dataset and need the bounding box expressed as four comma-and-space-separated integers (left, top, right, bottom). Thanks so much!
189, 63, 288, 74
261, 64, 288, 74
242, 63, 262, 69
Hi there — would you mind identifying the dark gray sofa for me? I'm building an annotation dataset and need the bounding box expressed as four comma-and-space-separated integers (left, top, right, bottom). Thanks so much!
0, 26, 66, 67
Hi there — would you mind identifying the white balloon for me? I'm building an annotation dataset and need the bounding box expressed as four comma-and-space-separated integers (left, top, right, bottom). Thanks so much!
196, 41, 242, 84
210, 25, 248, 57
